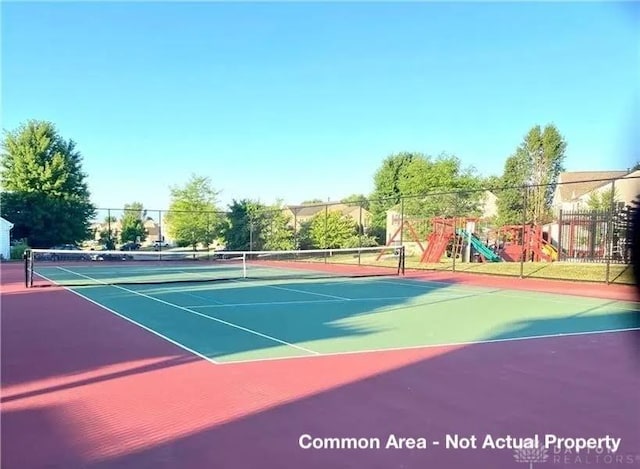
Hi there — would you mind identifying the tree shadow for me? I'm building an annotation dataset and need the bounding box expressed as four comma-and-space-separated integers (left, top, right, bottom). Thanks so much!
77, 311, 639, 469
3, 259, 639, 468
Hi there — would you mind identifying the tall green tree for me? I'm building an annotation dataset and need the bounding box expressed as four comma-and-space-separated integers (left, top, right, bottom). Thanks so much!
497, 124, 566, 225
261, 202, 295, 251
222, 199, 294, 251
495, 153, 529, 226
165, 174, 220, 250
222, 199, 257, 250
120, 202, 147, 244
369, 152, 418, 234
308, 210, 358, 249
369, 152, 483, 241
0, 120, 95, 247
524, 124, 567, 224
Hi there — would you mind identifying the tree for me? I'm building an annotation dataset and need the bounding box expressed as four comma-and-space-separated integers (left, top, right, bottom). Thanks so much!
301, 199, 324, 205
524, 125, 567, 224
96, 215, 117, 249
341, 194, 370, 210
587, 188, 620, 211
222, 199, 294, 251
495, 153, 529, 226
221, 199, 256, 250
369, 152, 483, 241
483, 175, 502, 191
120, 202, 147, 244
308, 210, 358, 249
261, 202, 295, 251
496, 124, 567, 225
0, 120, 95, 247
165, 174, 220, 250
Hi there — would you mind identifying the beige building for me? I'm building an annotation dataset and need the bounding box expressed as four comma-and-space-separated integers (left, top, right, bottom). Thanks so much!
89, 217, 169, 247
552, 170, 639, 212
284, 203, 372, 230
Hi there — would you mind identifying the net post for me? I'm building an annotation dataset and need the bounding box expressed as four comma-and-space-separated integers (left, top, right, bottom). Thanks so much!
29, 249, 34, 287
24, 249, 30, 288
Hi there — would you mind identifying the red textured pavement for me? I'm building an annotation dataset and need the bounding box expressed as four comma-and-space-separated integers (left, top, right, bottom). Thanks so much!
2, 262, 639, 469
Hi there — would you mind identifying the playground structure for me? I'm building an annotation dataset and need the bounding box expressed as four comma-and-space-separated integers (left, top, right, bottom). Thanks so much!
497, 225, 558, 263
378, 216, 503, 264
378, 204, 636, 265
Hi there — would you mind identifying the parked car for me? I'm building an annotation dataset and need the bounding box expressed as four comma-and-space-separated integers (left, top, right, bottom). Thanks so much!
91, 252, 134, 261
39, 244, 90, 262
120, 242, 141, 251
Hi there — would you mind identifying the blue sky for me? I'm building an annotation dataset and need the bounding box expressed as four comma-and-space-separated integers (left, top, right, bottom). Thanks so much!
2, 1, 638, 212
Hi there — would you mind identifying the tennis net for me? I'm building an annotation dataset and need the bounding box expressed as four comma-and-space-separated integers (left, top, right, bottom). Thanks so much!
25, 245, 405, 287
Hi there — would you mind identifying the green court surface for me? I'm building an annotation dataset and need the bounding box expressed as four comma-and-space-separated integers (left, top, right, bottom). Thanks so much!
36, 265, 640, 364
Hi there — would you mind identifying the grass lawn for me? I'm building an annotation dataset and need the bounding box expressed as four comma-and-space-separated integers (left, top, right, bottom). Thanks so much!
320, 252, 634, 285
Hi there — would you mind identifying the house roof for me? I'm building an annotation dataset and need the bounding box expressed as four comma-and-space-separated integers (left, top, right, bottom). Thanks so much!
556, 171, 628, 202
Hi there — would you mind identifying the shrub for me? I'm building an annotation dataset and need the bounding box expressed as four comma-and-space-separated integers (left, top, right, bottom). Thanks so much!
10, 241, 30, 260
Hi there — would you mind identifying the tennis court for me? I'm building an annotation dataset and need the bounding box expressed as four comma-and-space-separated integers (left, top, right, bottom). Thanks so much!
26, 247, 640, 364
3, 246, 640, 469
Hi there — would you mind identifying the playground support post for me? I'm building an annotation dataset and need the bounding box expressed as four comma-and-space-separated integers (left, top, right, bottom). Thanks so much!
605, 179, 616, 284
520, 186, 528, 279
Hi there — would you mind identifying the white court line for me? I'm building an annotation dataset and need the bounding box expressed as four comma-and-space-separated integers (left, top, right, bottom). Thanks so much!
217, 326, 640, 366
55, 267, 320, 357
179, 291, 226, 305
260, 283, 351, 301
33, 271, 221, 365
184, 294, 475, 309
182, 267, 353, 301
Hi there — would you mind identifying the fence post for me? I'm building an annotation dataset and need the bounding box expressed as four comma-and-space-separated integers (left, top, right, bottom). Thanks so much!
358, 204, 363, 247
358, 204, 363, 265
249, 215, 254, 252
324, 205, 329, 262
605, 179, 616, 284
520, 186, 528, 279
107, 209, 112, 249
400, 198, 405, 248
557, 209, 563, 262
293, 209, 298, 249
452, 192, 459, 273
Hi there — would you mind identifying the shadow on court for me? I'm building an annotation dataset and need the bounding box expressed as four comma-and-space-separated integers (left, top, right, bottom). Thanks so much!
77, 311, 639, 469
3, 275, 639, 469
2, 259, 640, 469
49, 275, 466, 363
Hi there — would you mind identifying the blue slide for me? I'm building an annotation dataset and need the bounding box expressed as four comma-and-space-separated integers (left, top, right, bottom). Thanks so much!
456, 229, 502, 262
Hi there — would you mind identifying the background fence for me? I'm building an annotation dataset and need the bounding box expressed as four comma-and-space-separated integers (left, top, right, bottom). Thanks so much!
86, 175, 639, 284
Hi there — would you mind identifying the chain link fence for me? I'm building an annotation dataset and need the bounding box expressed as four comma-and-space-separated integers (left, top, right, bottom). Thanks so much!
86, 174, 638, 284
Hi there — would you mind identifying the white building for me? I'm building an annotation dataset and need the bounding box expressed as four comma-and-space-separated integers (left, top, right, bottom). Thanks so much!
0, 217, 14, 260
